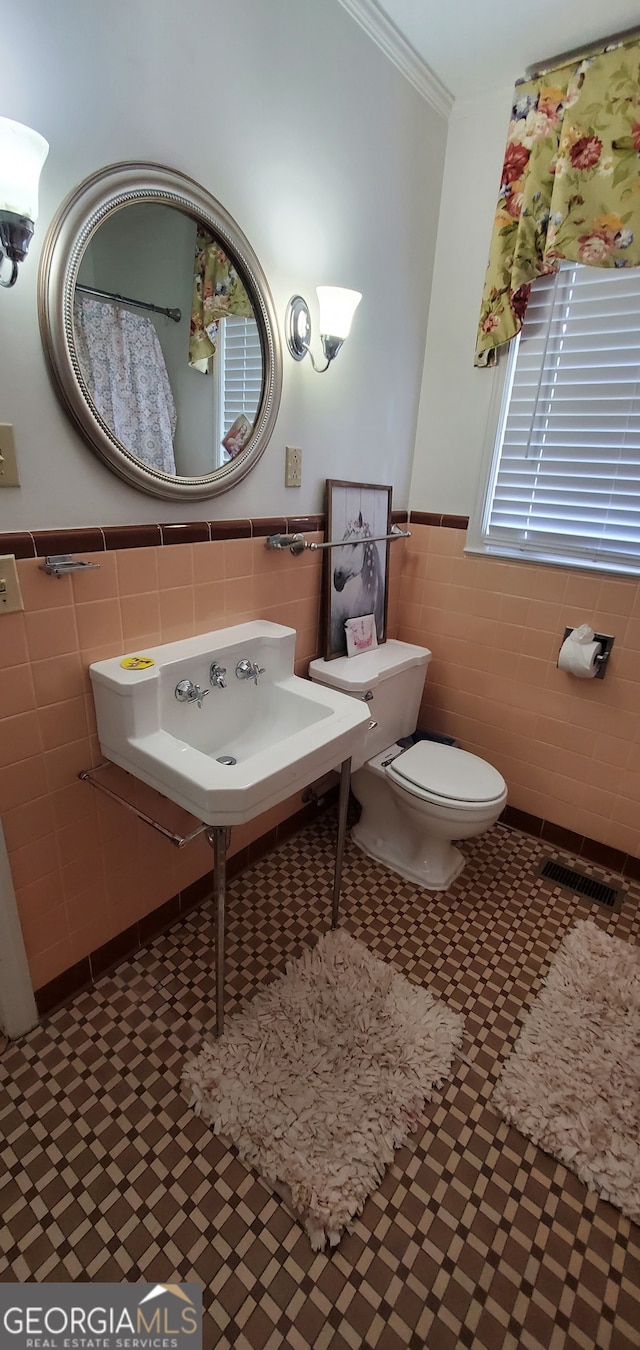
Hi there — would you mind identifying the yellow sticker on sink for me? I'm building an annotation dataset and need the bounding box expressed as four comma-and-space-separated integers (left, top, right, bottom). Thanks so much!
120, 656, 155, 670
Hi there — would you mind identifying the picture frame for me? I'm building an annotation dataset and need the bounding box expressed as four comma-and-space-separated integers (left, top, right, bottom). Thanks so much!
222, 413, 253, 460
324, 479, 392, 661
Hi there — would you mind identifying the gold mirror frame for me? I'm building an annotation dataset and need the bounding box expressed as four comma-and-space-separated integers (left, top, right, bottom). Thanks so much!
38, 162, 282, 501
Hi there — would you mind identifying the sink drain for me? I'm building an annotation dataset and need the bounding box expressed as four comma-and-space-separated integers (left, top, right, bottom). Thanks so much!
216, 755, 237, 766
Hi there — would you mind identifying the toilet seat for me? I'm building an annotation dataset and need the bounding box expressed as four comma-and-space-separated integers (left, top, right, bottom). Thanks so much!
386, 741, 506, 810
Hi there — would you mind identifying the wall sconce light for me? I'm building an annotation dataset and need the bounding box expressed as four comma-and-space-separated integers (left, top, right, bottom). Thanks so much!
285, 286, 362, 372
0, 116, 49, 289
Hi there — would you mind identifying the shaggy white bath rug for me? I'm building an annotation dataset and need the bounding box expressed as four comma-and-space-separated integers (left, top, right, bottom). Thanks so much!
494, 920, 640, 1221
183, 928, 464, 1249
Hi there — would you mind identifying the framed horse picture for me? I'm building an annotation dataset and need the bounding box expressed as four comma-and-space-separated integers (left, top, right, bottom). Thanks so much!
324, 479, 392, 660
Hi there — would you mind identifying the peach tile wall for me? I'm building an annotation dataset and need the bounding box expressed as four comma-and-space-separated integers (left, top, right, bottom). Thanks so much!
1, 535, 336, 992
12, 517, 637, 996
396, 524, 640, 860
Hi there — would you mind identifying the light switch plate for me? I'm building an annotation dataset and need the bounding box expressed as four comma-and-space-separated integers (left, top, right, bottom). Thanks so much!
0, 555, 24, 614
0, 425, 19, 488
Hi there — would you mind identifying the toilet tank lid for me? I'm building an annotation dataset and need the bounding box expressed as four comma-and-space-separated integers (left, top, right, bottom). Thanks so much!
309, 640, 431, 692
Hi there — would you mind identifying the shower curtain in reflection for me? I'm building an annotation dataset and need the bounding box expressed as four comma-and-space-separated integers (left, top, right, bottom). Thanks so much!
73, 295, 177, 474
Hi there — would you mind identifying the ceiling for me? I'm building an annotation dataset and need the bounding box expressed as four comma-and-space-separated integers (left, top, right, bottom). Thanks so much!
373, 0, 640, 101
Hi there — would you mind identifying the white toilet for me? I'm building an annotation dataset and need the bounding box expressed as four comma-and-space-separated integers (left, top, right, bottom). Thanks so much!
309, 640, 507, 890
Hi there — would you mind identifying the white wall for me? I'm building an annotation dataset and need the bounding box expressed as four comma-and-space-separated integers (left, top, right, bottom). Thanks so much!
0, 0, 447, 529
410, 86, 513, 515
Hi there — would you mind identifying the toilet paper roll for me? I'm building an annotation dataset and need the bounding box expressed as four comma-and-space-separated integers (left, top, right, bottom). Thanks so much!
558, 626, 601, 678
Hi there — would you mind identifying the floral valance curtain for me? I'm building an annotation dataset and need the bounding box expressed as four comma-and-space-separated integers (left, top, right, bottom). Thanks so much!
189, 227, 254, 371
475, 38, 640, 367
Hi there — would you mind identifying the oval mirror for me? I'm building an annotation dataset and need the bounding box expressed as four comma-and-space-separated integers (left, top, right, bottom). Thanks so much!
38, 162, 282, 500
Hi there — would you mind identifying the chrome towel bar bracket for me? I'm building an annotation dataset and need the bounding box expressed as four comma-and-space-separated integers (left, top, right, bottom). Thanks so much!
40, 554, 100, 577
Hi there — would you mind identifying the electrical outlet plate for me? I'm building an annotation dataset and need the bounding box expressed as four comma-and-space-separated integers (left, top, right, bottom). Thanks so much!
285, 445, 302, 488
0, 425, 19, 488
0, 555, 24, 614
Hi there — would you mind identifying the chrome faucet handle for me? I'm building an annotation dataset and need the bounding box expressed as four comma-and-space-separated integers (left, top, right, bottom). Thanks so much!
210, 662, 227, 689
175, 678, 209, 708
235, 658, 266, 685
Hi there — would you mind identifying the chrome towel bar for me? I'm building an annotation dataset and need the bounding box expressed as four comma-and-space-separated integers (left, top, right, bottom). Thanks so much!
266, 525, 410, 555
79, 763, 207, 847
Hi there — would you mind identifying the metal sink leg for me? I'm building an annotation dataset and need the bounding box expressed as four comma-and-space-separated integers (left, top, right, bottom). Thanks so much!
332, 757, 351, 929
206, 756, 351, 1037
206, 825, 230, 1038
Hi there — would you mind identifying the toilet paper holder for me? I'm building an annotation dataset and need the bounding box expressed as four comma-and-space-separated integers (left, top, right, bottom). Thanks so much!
559, 627, 615, 679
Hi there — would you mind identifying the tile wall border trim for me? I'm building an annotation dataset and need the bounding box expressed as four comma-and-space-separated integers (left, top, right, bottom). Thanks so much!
0, 511, 409, 559
409, 511, 469, 529
500, 804, 640, 882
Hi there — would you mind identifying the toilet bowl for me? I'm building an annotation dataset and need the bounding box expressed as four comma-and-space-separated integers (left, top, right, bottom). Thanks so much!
309, 641, 507, 891
352, 742, 507, 890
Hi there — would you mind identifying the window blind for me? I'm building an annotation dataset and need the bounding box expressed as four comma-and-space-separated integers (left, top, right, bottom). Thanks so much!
483, 262, 640, 573
221, 315, 262, 437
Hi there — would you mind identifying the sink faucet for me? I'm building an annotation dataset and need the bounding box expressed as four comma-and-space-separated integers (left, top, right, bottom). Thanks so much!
175, 679, 209, 709
210, 662, 227, 689
235, 658, 266, 686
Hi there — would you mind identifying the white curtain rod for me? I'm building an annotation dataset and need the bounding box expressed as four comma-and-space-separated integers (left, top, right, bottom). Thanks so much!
524, 23, 640, 81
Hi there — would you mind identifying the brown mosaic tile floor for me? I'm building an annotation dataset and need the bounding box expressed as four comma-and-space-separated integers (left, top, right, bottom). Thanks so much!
1, 815, 640, 1349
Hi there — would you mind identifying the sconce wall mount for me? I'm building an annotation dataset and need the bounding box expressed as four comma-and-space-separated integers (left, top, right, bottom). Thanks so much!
285, 286, 361, 373
286, 295, 313, 362
0, 116, 49, 288
0, 213, 35, 285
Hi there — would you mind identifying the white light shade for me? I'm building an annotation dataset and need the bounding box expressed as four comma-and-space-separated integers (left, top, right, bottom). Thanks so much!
316, 286, 362, 339
0, 117, 49, 220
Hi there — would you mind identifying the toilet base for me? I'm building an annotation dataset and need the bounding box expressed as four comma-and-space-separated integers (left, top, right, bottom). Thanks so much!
351, 820, 466, 891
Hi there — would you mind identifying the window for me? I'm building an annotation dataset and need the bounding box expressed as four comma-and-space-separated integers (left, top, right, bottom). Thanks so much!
217, 314, 262, 444
468, 263, 640, 576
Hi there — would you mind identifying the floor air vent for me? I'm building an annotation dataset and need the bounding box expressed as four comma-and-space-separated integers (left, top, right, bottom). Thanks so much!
538, 858, 621, 910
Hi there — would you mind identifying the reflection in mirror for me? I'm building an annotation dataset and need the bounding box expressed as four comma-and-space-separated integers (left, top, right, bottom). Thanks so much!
74, 205, 261, 477
38, 163, 282, 500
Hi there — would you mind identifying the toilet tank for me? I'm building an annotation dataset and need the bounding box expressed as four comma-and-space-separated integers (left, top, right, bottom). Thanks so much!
309, 640, 431, 769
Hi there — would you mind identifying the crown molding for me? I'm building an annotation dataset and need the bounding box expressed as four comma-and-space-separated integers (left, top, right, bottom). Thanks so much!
336, 0, 454, 119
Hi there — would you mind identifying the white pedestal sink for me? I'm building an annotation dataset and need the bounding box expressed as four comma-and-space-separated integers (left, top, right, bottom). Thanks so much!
90, 620, 369, 825
89, 621, 370, 1033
